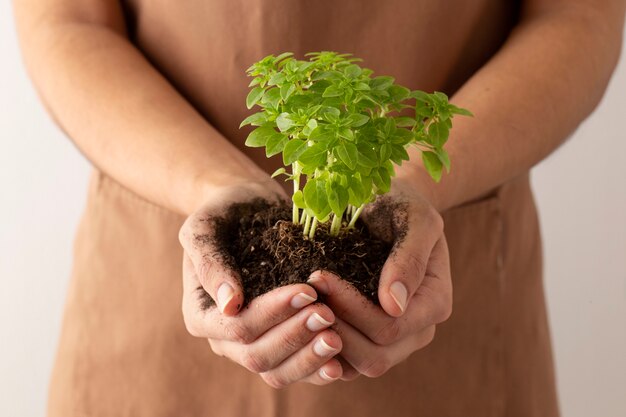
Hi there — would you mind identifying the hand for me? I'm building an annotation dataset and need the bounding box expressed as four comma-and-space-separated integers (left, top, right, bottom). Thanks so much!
179, 180, 344, 387
307, 181, 452, 380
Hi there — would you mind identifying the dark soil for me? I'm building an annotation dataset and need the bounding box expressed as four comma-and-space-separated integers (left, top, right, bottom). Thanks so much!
202, 199, 393, 309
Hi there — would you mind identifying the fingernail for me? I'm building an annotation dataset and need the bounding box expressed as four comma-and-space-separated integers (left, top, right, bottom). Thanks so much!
389, 281, 408, 313
307, 273, 329, 294
216, 282, 235, 313
313, 338, 338, 357
319, 368, 338, 381
291, 292, 317, 309
306, 313, 333, 332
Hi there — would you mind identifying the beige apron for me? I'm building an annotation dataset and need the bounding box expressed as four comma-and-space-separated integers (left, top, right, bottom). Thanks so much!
48, 1, 559, 415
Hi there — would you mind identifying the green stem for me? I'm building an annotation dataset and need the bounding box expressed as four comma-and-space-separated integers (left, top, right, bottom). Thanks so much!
299, 209, 307, 224
303, 213, 312, 236
292, 163, 301, 224
330, 213, 342, 236
308, 217, 319, 240
348, 205, 364, 228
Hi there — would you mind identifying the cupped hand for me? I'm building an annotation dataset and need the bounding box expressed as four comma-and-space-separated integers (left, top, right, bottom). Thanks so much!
179, 180, 343, 387
308, 181, 452, 380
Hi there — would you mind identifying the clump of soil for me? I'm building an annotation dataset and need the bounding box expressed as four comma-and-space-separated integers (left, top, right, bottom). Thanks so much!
204, 199, 393, 309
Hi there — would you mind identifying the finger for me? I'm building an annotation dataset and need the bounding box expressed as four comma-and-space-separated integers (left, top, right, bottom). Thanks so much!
333, 318, 436, 378
299, 358, 343, 386
179, 215, 243, 316
208, 303, 335, 373
377, 207, 444, 317
308, 269, 450, 345
336, 355, 361, 381
259, 330, 343, 389
183, 257, 321, 343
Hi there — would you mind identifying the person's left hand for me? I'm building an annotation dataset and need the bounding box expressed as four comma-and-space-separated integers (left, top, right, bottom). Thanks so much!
307, 181, 452, 380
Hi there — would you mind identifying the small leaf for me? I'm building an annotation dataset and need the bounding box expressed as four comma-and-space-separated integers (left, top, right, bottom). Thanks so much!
326, 180, 349, 216
280, 84, 296, 101
429, 121, 450, 147
282, 139, 308, 165
303, 178, 330, 219
323, 85, 343, 98
357, 144, 378, 168
335, 142, 358, 170
271, 167, 287, 178
379, 143, 392, 164
246, 87, 264, 109
449, 104, 473, 117
344, 64, 362, 78
422, 151, 443, 182
394, 117, 416, 128
298, 143, 328, 167
261, 88, 282, 108
372, 167, 391, 193
245, 126, 276, 147
436, 148, 451, 172
276, 113, 294, 132
266, 133, 288, 157
390, 144, 410, 164
346, 113, 370, 128
370, 76, 394, 91
239, 112, 267, 128
292, 190, 305, 208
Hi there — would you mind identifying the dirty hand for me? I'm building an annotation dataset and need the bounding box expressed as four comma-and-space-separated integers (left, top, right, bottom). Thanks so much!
308, 180, 452, 380
179, 180, 343, 387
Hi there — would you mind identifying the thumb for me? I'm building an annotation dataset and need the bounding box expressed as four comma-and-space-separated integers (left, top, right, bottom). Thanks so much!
179, 217, 244, 316
377, 214, 442, 317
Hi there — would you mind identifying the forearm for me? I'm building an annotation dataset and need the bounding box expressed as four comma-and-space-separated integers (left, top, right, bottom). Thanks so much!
15, 11, 266, 215
397, 1, 625, 211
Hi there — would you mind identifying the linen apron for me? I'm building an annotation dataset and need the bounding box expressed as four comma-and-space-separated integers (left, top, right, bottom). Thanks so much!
48, 1, 559, 416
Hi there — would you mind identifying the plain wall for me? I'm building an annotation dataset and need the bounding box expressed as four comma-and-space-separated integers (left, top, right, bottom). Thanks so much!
1, 3, 624, 416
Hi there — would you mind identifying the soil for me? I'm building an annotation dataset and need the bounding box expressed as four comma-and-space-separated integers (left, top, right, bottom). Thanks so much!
201, 199, 394, 309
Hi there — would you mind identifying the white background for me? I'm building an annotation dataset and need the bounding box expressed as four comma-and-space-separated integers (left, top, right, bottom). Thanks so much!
1, 3, 624, 416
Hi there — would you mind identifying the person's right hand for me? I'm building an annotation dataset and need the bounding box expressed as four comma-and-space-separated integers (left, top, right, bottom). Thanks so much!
178, 180, 344, 388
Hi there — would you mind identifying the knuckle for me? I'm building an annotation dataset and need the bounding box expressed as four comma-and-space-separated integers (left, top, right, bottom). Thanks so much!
360, 355, 391, 378
240, 350, 269, 374
372, 319, 401, 345
225, 321, 254, 344
261, 373, 287, 390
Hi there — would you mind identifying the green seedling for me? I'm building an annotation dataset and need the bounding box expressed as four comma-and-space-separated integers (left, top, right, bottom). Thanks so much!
241, 51, 471, 238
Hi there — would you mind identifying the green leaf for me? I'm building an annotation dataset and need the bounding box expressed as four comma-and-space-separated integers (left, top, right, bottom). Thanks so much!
429, 121, 450, 147
370, 76, 394, 91
326, 180, 349, 216
292, 190, 305, 208
387, 85, 411, 101
266, 133, 288, 157
282, 139, 308, 165
422, 151, 443, 182
268, 72, 286, 86
303, 178, 330, 219
276, 113, 294, 132
239, 112, 267, 128
335, 142, 358, 170
379, 143, 392, 164
344, 64, 362, 78
271, 167, 287, 178
394, 117, 416, 128
449, 104, 474, 117
372, 167, 391, 193
280, 84, 296, 101
390, 144, 410, 164
261, 88, 281, 108
245, 126, 278, 147
436, 148, 451, 172
298, 143, 328, 167
322, 85, 343, 98
246, 87, 264, 109
357, 144, 378, 168
346, 113, 370, 128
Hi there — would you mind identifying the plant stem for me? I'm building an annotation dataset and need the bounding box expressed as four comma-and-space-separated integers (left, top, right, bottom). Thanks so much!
308, 217, 319, 239
299, 209, 307, 224
303, 213, 312, 236
348, 205, 364, 228
330, 213, 342, 236
292, 163, 301, 224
